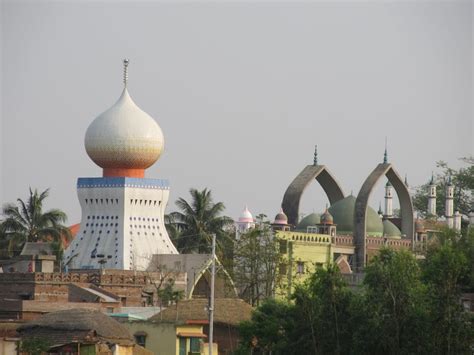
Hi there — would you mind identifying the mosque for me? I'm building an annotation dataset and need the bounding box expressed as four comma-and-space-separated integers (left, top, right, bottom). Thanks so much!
64, 60, 178, 271
236, 147, 473, 295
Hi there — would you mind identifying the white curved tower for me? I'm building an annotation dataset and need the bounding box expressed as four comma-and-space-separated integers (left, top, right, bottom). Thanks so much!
454, 211, 462, 231
235, 206, 255, 239
427, 173, 437, 217
384, 180, 393, 218
64, 60, 178, 271
445, 176, 454, 228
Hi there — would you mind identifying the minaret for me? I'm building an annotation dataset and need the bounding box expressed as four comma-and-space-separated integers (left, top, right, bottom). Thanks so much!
236, 206, 255, 239
64, 59, 178, 271
469, 208, 474, 228
445, 175, 454, 228
454, 211, 462, 231
427, 173, 437, 217
384, 180, 393, 218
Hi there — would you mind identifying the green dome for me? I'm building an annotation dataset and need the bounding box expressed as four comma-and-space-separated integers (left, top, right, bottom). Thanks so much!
382, 219, 402, 238
296, 213, 320, 231
328, 195, 383, 236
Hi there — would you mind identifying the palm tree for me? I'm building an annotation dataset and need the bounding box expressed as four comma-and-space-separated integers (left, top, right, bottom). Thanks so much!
166, 188, 234, 253
0, 188, 72, 256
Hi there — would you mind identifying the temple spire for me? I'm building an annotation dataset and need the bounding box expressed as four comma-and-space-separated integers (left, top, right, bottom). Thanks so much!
313, 145, 318, 165
123, 59, 129, 87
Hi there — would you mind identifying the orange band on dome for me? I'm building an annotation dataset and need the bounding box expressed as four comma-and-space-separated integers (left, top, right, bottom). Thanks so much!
103, 168, 145, 178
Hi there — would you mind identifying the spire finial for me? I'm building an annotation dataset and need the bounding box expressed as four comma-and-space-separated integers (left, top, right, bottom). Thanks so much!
123, 59, 129, 87
313, 145, 318, 165
404, 174, 409, 187
430, 171, 435, 185
383, 137, 388, 164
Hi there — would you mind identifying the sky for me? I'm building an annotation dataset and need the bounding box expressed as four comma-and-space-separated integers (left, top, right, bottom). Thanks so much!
1, 0, 472, 225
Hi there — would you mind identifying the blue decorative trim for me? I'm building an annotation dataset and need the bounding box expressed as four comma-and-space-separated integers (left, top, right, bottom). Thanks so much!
77, 177, 170, 189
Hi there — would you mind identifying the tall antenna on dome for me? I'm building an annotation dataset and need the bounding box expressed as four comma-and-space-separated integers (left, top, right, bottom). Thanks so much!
313, 145, 318, 165
123, 59, 129, 87
383, 137, 388, 164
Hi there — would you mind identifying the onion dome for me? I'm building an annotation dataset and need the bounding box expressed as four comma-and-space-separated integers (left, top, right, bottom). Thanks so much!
296, 213, 320, 231
238, 206, 254, 223
328, 195, 383, 236
84, 59, 164, 178
273, 208, 288, 225
383, 219, 402, 238
320, 208, 334, 225
415, 219, 425, 233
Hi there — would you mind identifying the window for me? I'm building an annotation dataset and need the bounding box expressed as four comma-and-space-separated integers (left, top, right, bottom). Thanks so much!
279, 263, 287, 275
190, 338, 201, 353
297, 261, 305, 274
134, 332, 147, 347
179, 338, 186, 355
279, 240, 287, 254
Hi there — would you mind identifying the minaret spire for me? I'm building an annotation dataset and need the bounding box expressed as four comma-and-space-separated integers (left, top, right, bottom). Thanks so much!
313, 145, 318, 165
123, 59, 129, 87
383, 137, 388, 164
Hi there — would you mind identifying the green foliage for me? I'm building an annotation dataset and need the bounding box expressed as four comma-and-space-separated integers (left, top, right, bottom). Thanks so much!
354, 248, 429, 354
238, 299, 295, 354
157, 278, 184, 306
422, 229, 474, 354
20, 336, 51, 354
291, 264, 355, 354
238, 241, 474, 354
233, 219, 283, 306
413, 160, 473, 218
0, 188, 71, 257
165, 188, 234, 254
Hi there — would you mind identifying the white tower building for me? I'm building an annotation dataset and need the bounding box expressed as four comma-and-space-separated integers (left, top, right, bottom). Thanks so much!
454, 211, 462, 231
427, 174, 437, 217
445, 176, 454, 229
384, 181, 393, 218
236, 206, 255, 239
64, 60, 178, 271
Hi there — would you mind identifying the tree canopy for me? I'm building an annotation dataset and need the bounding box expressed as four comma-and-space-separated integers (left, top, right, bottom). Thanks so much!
0, 188, 71, 257
165, 188, 234, 253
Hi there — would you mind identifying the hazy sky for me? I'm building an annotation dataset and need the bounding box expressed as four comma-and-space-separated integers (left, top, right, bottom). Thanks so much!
1, 0, 472, 225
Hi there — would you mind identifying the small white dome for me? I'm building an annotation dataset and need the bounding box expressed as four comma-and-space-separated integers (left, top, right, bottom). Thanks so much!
238, 206, 254, 223
85, 88, 164, 170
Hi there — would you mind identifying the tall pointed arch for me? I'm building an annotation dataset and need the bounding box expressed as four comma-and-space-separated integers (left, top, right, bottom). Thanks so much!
353, 163, 414, 270
282, 165, 345, 226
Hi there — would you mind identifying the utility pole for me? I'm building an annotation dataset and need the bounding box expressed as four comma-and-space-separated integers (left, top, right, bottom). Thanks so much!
209, 233, 216, 355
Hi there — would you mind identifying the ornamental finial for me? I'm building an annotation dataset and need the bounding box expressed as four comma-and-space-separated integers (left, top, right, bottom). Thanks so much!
383, 137, 388, 164
123, 59, 129, 87
313, 145, 318, 165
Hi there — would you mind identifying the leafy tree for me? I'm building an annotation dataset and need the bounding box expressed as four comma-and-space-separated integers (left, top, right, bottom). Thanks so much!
355, 248, 429, 354
165, 188, 234, 253
20, 336, 51, 354
238, 299, 295, 355
422, 229, 474, 354
0, 188, 71, 257
291, 264, 355, 355
413, 160, 473, 218
233, 216, 283, 306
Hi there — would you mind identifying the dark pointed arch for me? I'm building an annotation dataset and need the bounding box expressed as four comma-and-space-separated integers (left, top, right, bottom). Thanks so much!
353, 163, 414, 270
282, 165, 345, 226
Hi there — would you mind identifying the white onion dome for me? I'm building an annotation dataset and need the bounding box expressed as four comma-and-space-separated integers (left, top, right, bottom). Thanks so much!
273, 209, 288, 225
85, 88, 164, 171
238, 206, 254, 223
